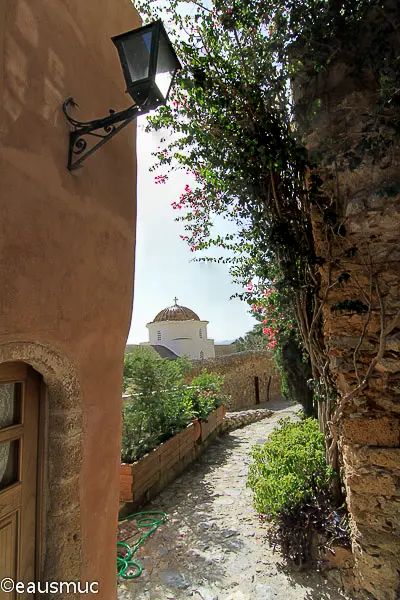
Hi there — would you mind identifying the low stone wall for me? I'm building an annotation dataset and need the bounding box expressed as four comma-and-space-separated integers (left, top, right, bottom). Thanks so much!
221, 408, 274, 433
186, 351, 282, 410
120, 406, 226, 512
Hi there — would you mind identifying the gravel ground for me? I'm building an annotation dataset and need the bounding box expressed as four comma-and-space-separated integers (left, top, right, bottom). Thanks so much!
118, 400, 348, 600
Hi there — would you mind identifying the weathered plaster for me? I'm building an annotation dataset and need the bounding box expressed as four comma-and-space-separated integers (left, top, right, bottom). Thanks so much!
0, 1, 141, 598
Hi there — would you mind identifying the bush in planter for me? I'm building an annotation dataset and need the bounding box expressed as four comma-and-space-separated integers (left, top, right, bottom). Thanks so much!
123, 347, 192, 393
247, 417, 346, 565
187, 370, 230, 420
122, 349, 194, 462
121, 353, 231, 462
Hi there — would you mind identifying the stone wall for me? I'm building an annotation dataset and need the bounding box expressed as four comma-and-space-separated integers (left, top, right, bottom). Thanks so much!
317, 183, 400, 599
185, 351, 282, 410
298, 36, 400, 599
119, 406, 226, 513
221, 408, 273, 433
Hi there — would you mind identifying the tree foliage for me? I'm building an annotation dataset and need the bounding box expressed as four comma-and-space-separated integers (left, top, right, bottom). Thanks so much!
234, 323, 267, 353
136, 0, 400, 466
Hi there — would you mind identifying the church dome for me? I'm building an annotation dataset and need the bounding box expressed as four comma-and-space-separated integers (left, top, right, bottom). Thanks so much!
152, 299, 200, 323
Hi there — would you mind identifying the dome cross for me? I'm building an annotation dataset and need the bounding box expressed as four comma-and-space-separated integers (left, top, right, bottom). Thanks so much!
173, 296, 178, 305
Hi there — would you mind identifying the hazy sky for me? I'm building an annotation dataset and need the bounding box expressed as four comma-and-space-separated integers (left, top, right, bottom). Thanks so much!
127, 120, 257, 344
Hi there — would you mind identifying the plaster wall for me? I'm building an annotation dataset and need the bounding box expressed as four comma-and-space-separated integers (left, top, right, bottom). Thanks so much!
147, 320, 216, 359
0, 1, 140, 598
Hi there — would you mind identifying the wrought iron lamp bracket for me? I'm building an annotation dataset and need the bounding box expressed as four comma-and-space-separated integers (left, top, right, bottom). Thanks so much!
62, 97, 147, 171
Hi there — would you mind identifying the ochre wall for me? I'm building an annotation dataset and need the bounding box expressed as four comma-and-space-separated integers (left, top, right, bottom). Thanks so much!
186, 351, 282, 410
0, 1, 140, 598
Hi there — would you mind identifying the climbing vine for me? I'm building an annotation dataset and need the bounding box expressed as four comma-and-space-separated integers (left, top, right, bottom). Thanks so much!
136, 0, 400, 472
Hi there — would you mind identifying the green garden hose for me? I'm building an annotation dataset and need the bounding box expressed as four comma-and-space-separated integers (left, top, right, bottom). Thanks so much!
117, 511, 167, 579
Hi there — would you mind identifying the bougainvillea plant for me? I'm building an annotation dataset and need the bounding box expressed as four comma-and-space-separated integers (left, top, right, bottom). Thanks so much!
135, 0, 396, 435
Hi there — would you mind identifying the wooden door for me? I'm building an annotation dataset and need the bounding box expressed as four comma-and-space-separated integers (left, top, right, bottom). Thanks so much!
254, 376, 260, 404
0, 363, 40, 600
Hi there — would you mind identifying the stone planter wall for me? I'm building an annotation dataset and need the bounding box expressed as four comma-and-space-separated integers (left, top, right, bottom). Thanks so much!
120, 405, 226, 510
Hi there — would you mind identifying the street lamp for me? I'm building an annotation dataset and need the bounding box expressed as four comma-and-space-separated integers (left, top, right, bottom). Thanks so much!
62, 20, 181, 171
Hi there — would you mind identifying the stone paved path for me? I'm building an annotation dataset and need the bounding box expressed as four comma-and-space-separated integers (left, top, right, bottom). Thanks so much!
118, 401, 348, 600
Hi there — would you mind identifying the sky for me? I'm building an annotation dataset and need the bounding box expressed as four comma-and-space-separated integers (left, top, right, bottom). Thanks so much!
126, 119, 257, 344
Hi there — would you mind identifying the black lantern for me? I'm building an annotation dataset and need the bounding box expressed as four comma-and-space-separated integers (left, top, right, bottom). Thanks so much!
112, 20, 181, 110
62, 20, 181, 171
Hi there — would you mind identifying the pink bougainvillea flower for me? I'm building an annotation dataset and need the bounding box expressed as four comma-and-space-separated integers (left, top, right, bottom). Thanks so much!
247, 282, 253, 291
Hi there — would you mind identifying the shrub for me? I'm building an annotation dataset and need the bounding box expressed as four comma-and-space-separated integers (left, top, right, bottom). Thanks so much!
186, 370, 230, 420
121, 352, 230, 462
247, 417, 333, 516
123, 347, 192, 394
246, 417, 347, 565
121, 350, 194, 462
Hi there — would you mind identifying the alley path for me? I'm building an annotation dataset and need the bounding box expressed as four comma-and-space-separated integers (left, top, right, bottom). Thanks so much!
118, 402, 347, 600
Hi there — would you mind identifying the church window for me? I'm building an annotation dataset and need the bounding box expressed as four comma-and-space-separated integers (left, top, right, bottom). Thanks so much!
199, 328, 203, 338
200, 350, 204, 360
157, 331, 161, 341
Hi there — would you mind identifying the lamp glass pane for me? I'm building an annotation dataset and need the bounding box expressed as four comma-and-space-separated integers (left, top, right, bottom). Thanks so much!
122, 30, 152, 83
155, 30, 178, 99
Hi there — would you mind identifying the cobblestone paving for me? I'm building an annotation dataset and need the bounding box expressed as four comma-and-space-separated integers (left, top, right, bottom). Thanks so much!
118, 401, 347, 600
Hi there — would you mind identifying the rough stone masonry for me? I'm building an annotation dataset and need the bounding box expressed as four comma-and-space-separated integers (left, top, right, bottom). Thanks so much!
299, 31, 400, 600
186, 351, 282, 411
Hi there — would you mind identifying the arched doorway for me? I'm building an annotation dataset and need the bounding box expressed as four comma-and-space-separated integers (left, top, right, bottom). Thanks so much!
0, 342, 83, 594
0, 362, 40, 599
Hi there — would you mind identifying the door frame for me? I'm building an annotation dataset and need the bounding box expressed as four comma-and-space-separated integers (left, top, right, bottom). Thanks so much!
0, 362, 44, 594
35, 378, 47, 583
0, 342, 83, 594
